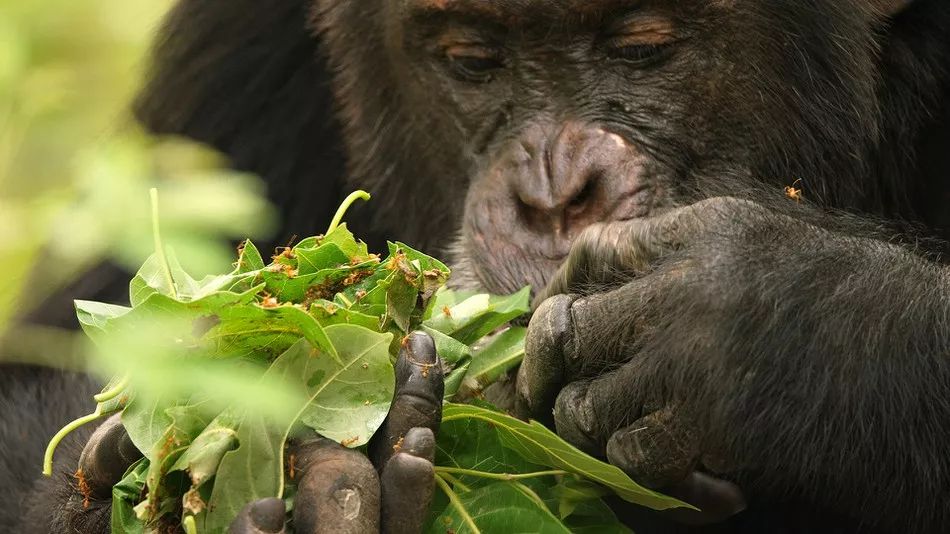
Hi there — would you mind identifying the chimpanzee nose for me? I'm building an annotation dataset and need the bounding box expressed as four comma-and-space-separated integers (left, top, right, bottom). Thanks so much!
512, 121, 643, 241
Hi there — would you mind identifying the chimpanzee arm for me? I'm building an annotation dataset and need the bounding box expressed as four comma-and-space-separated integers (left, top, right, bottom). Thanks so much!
135, 0, 351, 249
520, 197, 950, 532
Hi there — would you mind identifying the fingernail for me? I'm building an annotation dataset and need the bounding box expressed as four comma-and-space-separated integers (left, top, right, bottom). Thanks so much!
395, 332, 444, 400
249, 498, 286, 532
400, 428, 436, 463
406, 331, 437, 365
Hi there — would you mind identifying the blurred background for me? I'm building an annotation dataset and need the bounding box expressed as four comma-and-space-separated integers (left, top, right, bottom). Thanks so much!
0, 0, 276, 363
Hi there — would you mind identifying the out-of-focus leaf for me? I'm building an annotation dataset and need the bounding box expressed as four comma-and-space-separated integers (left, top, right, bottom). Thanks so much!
203, 304, 338, 362
75, 300, 131, 343
203, 334, 394, 530
170, 413, 239, 488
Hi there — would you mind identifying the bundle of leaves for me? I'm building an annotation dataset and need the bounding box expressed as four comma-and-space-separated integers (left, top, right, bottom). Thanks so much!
45, 191, 687, 533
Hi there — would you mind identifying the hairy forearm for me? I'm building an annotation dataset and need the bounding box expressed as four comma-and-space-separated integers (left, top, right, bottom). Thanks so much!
718, 238, 950, 530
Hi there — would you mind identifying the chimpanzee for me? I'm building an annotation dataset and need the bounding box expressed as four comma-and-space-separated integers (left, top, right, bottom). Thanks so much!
3, 0, 950, 533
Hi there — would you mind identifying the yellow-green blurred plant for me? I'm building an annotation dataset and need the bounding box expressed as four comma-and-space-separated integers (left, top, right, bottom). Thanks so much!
0, 0, 276, 334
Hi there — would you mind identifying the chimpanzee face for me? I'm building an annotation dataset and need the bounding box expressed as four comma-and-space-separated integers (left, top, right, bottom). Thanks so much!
315, 0, 885, 293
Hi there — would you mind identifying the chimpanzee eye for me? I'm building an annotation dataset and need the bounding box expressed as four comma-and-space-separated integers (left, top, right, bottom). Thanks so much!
445, 45, 504, 83
603, 14, 678, 67
608, 43, 668, 64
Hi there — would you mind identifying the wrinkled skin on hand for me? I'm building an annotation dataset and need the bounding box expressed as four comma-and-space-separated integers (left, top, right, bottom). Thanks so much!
72, 331, 443, 534
517, 197, 939, 526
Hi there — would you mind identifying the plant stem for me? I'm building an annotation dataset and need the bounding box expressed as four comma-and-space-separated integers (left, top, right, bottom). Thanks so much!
43, 406, 107, 476
150, 188, 178, 299
326, 190, 371, 234
435, 473, 481, 534
183, 515, 198, 534
438, 471, 473, 493
435, 466, 568, 482
93, 375, 129, 403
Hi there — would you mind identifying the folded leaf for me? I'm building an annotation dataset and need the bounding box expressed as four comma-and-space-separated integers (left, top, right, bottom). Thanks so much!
441, 403, 692, 512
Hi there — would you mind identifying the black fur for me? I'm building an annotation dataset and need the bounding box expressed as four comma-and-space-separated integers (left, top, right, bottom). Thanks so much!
3, 0, 949, 533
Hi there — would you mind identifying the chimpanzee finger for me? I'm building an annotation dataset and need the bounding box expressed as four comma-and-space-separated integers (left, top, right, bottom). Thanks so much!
549, 362, 656, 456
557, 391, 747, 526
228, 498, 287, 534
536, 197, 754, 305
519, 278, 655, 420
380, 427, 436, 534
77, 414, 143, 499
369, 331, 444, 470
292, 437, 381, 534
604, 406, 701, 489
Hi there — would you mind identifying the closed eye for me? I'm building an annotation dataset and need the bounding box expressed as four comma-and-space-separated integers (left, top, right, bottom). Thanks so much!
445, 44, 504, 83
607, 43, 670, 64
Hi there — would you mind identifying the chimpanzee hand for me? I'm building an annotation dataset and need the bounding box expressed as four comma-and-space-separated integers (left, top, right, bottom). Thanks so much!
516, 197, 880, 524
68, 331, 443, 534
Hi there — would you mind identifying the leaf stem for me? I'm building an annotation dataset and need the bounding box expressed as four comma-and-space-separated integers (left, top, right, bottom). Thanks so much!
437, 471, 473, 493
435, 466, 568, 482
435, 473, 481, 534
150, 188, 178, 299
326, 190, 371, 234
93, 375, 129, 403
43, 406, 107, 476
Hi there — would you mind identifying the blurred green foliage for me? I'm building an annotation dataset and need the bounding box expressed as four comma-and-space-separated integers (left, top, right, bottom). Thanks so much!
0, 0, 276, 335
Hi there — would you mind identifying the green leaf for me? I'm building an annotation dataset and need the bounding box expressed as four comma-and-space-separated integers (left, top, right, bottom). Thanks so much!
295, 243, 350, 276
201, 343, 311, 532
236, 240, 265, 274
551, 478, 610, 519
561, 497, 633, 534
423, 287, 531, 345
75, 300, 131, 343
456, 326, 526, 399
388, 241, 450, 294
121, 396, 175, 456
112, 459, 149, 534
309, 300, 381, 331
203, 304, 338, 362
139, 403, 216, 522
429, 481, 571, 534
440, 403, 692, 512
321, 224, 370, 260
170, 413, 239, 488
203, 333, 394, 531
421, 326, 472, 365
443, 358, 471, 400
423, 287, 480, 321
385, 275, 419, 332
129, 254, 175, 307
297, 324, 395, 446
436, 405, 542, 485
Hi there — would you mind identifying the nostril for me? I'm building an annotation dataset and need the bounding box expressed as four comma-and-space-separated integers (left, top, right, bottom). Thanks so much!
568, 176, 598, 212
